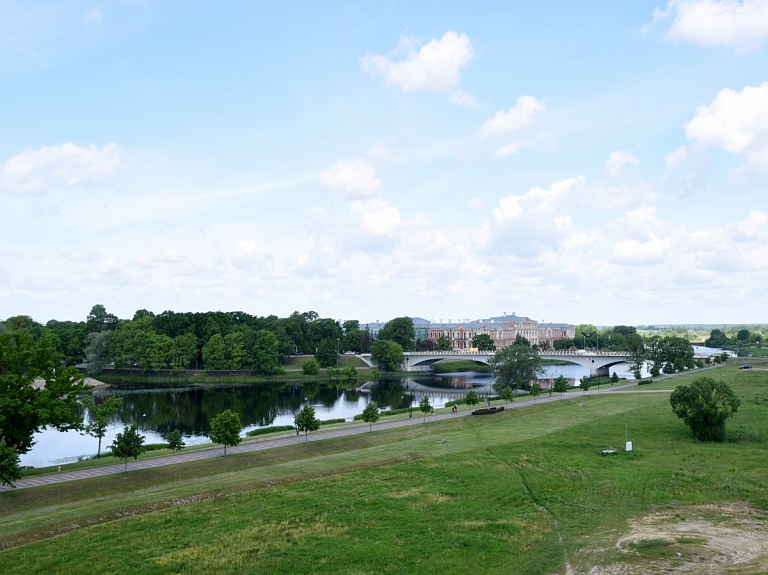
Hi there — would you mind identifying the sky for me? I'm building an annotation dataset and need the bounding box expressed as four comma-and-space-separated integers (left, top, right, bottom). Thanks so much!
1, 0, 768, 326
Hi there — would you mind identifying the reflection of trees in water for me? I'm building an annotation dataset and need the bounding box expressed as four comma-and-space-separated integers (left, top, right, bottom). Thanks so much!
369, 379, 411, 409
105, 381, 366, 439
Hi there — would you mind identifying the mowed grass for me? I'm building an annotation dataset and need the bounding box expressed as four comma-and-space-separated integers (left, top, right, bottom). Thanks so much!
1, 366, 767, 574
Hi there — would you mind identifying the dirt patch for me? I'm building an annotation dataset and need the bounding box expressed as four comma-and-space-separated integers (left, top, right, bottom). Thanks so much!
579, 503, 768, 574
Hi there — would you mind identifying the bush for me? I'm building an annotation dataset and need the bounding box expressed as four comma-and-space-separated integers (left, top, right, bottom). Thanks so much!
246, 425, 295, 437
319, 418, 346, 426
353, 407, 411, 421
302, 358, 320, 375
670, 377, 740, 442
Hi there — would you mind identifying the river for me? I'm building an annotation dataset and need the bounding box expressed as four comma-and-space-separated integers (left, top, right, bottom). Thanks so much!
20, 362, 639, 468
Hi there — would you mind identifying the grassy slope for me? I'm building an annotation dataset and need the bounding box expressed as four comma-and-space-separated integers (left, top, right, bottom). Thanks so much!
1, 366, 767, 574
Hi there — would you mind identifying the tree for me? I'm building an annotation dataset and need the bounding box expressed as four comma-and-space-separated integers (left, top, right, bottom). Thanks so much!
377, 317, 415, 350
86, 304, 118, 332
315, 339, 338, 368
111, 425, 146, 472
437, 335, 451, 351
489, 343, 544, 392
529, 383, 541, 404
294, 405, 320, 443
81, 396, 122, 457
465, 390, 480, 408
252, 330, 281, 374
361, 402, 380, 431
472, 334, 496, 351
173, 333, 198, 369
202, 334, 227, 370
419, 396, 432, 422
167, 429, 185, 452
611, 372, 620, 385
579, 376, 591, 394
0, 331, 86, 455
84, 331, 111, 375
705, 329, 729, 348
209, 409, 242, 456
0, 437, 22, 488
670, 377, 740, 442
736, 329, 750, 342
370, 340, 404, 372
553, 376, 569, 397
341, 365, 357, 380
499, 386, 514, 408
302, 358, 320, 375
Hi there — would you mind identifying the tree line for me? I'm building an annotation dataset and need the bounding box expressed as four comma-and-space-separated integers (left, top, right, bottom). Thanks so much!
1, 306, 379, 376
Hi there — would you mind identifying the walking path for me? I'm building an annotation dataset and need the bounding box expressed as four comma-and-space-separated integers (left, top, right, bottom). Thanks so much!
0, 378, 685, 492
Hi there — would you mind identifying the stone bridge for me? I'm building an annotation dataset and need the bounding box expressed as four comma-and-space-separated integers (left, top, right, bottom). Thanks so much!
359, 350, 634, 378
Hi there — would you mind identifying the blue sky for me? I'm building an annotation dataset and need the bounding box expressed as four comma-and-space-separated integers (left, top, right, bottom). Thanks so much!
2, 0, 768, 325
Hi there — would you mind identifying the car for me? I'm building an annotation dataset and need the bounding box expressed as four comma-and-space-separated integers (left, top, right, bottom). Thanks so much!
739, 364, 753, 370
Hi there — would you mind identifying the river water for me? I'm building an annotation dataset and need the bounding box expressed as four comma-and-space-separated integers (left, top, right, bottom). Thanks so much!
20, 362, 638, 468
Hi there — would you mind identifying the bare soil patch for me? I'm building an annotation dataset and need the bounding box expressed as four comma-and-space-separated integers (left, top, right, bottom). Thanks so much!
579, 503, 768, 574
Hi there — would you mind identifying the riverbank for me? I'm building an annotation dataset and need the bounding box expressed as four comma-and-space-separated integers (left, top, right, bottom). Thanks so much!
2, 365, 766, 574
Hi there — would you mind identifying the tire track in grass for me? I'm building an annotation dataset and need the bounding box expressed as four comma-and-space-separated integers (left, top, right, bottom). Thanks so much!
468, 418, 572, 575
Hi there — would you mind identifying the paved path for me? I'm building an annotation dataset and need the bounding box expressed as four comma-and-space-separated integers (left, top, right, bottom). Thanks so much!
0, 380, 676, 492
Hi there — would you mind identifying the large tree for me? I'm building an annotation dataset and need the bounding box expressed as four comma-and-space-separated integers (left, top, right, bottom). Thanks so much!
370, 340, 404, 372
490, 343, 544, 392
670, 377, 740, 442
377, 317, 415, 351
0, 331, 85, 456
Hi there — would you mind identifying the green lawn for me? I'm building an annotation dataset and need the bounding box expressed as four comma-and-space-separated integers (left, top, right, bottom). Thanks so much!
2, 366, 767, 574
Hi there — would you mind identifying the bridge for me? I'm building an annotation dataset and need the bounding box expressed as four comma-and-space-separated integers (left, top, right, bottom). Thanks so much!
360, 350, 634, 378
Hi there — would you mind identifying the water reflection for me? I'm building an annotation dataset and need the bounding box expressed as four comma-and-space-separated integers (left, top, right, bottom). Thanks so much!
22, 362, 639, 467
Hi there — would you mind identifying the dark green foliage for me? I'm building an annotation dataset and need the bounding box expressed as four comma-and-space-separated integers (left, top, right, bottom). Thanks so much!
314, 339, 338, 368
0, 331, 86, 455
361, 402, 380, 431
705, 329, 730, 347
529, 383, 541, 403
611, 372, 620, 384
245, 425, 296, 437
319, 419, 346, 426
499, 386, 515, 407
472, 334, 496, 351
370, 340, 404, 372
111, 425, 146, 471
465, 390, 480, 407
490, 343, 544, 392
301, 358, 320, 375
209, 409, 242, 456
437, 335, 451, 351
553, 376, 569, 396
670, 377, 740, 442
736, 329, 750, 342
579, 377, 591, 393
166, 429, 185, 452
377, 317, 415, 350
0, 437, 22, 487
294, 405, 320, 443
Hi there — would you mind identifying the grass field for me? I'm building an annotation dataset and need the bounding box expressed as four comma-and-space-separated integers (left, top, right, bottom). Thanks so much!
2, 366, 767, 574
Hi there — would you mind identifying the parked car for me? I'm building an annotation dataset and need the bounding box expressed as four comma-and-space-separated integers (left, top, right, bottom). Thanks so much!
739, 364, 753, 370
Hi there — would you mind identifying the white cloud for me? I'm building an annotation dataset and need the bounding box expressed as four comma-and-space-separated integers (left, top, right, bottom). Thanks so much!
603, 150, 640, 176
664, 145, 688, 169
60, 250, 101, 262
685, 81, 768, 170
348, 198, 401, 235
479, 96, 546, 139
0, 142, 121, 194
654, 0, 768, 52
320, 159, 382, 196
493, 139, 536, 158
136, 249, 185, 268
361, 31, 474, 105
466, 197, 484, 210
609, 237, 672, 265
492, 176, 583, 225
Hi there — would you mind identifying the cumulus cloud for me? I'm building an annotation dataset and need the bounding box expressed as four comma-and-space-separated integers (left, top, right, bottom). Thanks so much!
349, 197, 401, 235
654, 0, 768, 52
492, 176, 583, 225
685, 81, 768, 171
603, 150, 640, 176
479, 96, 546, 139
361, 31, 475, 105
0, 142, 121, 194
320, 159, 382, 196
664, 145, 689, 169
